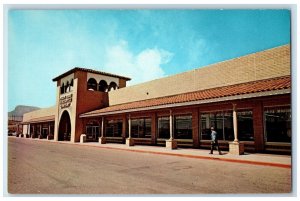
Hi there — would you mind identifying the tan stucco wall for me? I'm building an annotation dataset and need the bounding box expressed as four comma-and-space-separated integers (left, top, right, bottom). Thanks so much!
54, 78, 78, 143
54, 87, 60, 141
23, 106, 56, 122
60, 73, 74, 86
75, 71, 109, 142
54, 71, 109, 142
108, 44, 290, 105
22, 125, 28, 135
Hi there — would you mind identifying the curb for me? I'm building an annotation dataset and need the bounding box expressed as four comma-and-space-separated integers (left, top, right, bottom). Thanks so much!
14, 137, 291, 169
84, 144, 291, 169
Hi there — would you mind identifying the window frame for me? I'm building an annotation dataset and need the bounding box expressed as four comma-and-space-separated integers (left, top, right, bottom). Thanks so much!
157, 116, 170, 139
264, 106, 291, 143
131, 117, 152, 138
105, 119, 123, 137
174, 114, 192, 140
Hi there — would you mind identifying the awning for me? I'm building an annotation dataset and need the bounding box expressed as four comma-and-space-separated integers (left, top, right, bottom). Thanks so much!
22, 115, 55, 124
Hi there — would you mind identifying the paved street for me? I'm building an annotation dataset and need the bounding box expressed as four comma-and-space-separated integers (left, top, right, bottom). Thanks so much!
7, 137, 291, 194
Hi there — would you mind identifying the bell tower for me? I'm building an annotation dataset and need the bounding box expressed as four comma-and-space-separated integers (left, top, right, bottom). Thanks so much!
52, 67, 130, 142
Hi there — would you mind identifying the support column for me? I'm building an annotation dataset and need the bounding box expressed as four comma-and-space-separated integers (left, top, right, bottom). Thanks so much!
47, 123, 51, 140
170, 113, 173, 139
99, 117, 106, 144
166, 109, 177, 149
126, 114, 134, 146
233, 104, 238, 142
19, 124, 22, 137
39, 125, 43, 139
16, 123, 19, 135
47, 123, 53, 140
32, 125, 35, 138
22, 124, 25, 137
229, 103, 244, 155
80, 134, 87, 143
192, 108, 200, 148
151, 113, 157, 145
26, 124, 29, 136
253, 101, 264, 152
80, 119, 86, 143
26, 124, 30, 138
121, 114, 127, 143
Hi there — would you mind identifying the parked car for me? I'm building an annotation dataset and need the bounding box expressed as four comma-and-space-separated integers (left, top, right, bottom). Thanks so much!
8, 131, 17, 136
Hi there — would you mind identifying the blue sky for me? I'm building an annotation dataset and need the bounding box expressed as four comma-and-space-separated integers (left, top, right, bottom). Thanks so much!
7, 9, 290, 111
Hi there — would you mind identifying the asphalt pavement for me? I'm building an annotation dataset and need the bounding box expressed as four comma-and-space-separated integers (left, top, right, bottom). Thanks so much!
7, 137, 292, 195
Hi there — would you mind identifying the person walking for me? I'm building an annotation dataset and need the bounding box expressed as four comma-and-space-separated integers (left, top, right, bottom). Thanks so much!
209, 126, 222, 155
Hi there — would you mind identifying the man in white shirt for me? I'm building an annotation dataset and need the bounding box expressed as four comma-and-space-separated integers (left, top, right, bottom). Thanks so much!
209, 126, 222, 155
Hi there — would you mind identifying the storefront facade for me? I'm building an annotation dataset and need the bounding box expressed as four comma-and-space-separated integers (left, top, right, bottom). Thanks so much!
22, 44, 291, 154
79, 92, 290, 153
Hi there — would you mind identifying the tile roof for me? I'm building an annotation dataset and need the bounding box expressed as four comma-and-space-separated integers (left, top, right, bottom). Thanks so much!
23, 106, 56, 122
52, 67, 131, 81
22, 115, 55, 124
81, 75, 291, 117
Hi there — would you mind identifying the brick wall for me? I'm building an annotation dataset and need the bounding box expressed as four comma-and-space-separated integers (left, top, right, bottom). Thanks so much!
74, 71, 109, 142
108, 45, 290, 106
253, 101, 264, 152
83, 94, 290, 152
119, 78, 127, 88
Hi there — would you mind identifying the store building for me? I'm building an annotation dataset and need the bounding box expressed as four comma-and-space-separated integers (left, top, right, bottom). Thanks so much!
22, 44, 291, 154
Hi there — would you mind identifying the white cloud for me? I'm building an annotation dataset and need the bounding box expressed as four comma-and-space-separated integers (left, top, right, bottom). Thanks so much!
185, 35, 212, 68
103, 40, 173, 85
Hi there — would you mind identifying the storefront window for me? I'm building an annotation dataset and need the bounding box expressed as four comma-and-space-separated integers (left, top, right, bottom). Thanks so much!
174, 115, 192, 139
50, 124, 54, 136
201, 114, 211, 140
264, 107, 291, 143
131, 118, 151, 138
223, 112, 234, 141
238, 111, 254, 141
86, 121, 100, 141
37, 125, 41, 135
30, 125, 36, 136
106, 119, 123, 137
42, 123, 49, 138
158, 116, 170, 139
201, 111, 234, 141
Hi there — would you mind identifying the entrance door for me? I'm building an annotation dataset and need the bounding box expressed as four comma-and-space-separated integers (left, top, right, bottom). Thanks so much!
58, 111, 71, 141
86, 125, 99, 142
42, 128, 48, 138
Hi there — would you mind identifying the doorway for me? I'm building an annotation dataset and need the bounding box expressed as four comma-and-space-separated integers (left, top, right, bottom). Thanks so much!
58, 111, 71, 141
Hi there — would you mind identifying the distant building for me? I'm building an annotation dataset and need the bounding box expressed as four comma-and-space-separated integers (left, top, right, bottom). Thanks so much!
21, 44, 291, 154
8, 120, 22, 134
8, 105, 40, 134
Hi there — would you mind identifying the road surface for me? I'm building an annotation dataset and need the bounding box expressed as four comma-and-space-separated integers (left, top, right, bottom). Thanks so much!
7, 137, 291, 194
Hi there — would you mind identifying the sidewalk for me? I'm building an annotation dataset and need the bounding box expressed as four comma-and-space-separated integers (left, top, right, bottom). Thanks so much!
20, 137, 292, 168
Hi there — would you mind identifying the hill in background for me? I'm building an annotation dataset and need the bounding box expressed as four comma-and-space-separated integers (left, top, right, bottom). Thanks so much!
8, 105, 40, 121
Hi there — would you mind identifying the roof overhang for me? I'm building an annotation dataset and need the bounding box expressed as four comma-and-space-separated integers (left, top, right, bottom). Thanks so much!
80, 89, 290, 118
52, 67, 131, 82
21, 115, 55, 124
